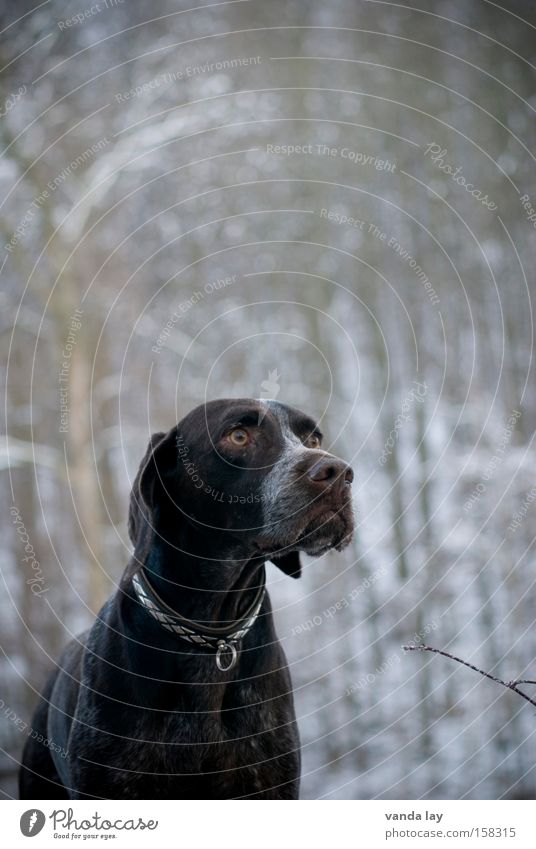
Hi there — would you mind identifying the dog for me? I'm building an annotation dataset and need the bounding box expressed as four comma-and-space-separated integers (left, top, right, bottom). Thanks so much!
19, 398, 354, 799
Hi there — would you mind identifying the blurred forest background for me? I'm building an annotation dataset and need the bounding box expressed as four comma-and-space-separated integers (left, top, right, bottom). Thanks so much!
1, 0, 536, 799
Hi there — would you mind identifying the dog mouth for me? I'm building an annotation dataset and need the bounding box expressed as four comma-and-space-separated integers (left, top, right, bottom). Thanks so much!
255, 499, 354, 558
295, 506, 354, 555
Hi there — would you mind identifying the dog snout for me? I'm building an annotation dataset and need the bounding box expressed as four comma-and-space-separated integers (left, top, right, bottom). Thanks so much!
306, 456, 354, 493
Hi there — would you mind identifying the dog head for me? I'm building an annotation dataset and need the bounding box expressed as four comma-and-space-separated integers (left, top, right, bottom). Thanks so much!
128, 398, 354, 577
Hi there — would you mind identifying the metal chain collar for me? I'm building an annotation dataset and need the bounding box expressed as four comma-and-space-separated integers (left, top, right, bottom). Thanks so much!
131, 568, 265, 672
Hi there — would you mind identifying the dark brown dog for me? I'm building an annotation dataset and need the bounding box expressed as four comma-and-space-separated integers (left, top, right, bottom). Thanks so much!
20, 398, 354, 799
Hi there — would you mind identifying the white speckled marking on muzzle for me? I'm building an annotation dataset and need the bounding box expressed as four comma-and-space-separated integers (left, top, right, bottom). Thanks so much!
257, 400, 339, 546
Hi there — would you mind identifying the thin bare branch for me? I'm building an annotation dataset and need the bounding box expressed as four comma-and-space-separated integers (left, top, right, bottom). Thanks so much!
403, 644, 536, 709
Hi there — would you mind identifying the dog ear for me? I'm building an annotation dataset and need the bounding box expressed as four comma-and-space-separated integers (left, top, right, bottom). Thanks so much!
270, 550, 302, 579
128, 428, 177, 561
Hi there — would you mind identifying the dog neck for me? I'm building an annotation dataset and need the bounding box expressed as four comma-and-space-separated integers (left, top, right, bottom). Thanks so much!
140, 525, 267, 629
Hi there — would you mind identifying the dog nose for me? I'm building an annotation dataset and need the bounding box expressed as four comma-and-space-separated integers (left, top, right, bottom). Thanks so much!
307, 457, 354, 491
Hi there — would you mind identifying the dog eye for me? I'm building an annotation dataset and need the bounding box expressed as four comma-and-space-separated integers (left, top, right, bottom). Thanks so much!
229, 428, 249, 446
305, 434, 321, 449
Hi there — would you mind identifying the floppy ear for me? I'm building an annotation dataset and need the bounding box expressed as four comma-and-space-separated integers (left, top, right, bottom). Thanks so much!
270, 550, 302, 579
128, 428, 178, 562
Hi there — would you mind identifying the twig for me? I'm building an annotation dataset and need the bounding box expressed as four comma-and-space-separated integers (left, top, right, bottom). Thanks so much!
403, 644, 536, 709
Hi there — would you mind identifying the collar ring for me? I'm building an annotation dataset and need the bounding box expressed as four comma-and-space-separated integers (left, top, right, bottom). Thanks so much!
216, 640, 238, 672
